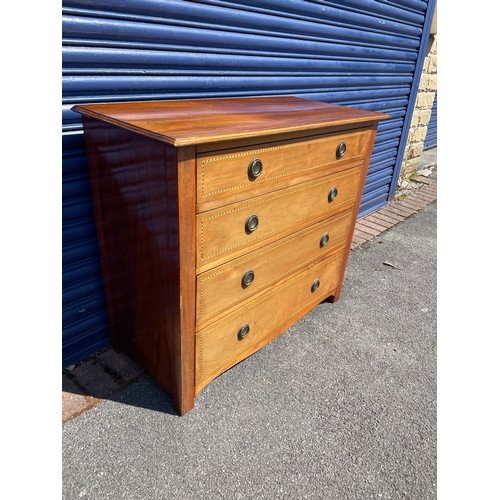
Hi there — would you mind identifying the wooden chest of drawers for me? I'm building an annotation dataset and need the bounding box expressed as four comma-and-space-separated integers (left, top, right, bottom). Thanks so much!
73, 97, 388, 414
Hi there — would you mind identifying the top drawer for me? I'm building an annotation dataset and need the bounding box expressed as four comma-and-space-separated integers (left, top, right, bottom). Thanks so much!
196, 128, 372, 210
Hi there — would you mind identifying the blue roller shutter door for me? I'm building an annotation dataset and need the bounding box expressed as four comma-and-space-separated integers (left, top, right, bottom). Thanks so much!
424, 92, 437, 149
62, 0, 435, 365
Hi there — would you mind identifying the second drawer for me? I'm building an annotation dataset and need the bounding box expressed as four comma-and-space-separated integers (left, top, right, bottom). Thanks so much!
196, 208, 353, 328
196, 164, 363, 271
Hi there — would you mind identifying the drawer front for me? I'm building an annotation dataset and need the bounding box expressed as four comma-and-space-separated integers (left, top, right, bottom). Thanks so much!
195, 249, 344, 392
196, 209, 353, 328
196, 129, 371, 209
196, 165, 362, 271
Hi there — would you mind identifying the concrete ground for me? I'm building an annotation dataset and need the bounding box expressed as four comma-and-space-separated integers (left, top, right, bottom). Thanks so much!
63, 186, 437, 499
418, 147, 437, 173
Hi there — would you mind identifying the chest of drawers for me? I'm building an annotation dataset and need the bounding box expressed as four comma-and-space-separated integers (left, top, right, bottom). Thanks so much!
73, 97, 388, 414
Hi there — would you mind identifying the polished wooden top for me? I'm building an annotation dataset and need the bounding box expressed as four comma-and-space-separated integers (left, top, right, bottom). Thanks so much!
72, 97, 389, 146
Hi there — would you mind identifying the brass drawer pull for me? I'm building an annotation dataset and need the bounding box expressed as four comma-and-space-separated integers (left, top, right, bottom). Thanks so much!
311, 279, 321, 293
336, 141, 347, 158
241, 270, 255, 288
245, 214, 259, 233
238, 323, 250, 340
248, 158, 263, 180
320, 232, 330, 248
328, 186, 338, 203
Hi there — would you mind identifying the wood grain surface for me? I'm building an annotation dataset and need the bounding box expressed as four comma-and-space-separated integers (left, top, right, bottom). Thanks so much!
82, 117, 196, 415
72, 97, 389, 147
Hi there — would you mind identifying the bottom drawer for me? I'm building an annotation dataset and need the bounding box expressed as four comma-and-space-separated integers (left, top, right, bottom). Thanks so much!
195, 249, 344, 392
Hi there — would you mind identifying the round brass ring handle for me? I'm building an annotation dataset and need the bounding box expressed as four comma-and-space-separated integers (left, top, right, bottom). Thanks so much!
241, 270, 255, 288
248, 158, 263, 180
311, 279, 321, 293
320, 232, 330, 248
337, 141, 347, 158
328, 186, 338, 203
238, 323, 250, 340
245, 214, 259, 233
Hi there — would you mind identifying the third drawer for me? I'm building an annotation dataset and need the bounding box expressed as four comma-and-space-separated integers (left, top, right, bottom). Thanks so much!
196, 208, 353, 328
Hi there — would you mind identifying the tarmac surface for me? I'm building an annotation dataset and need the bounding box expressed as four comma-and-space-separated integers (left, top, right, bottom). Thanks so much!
63, 200, 437, 500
